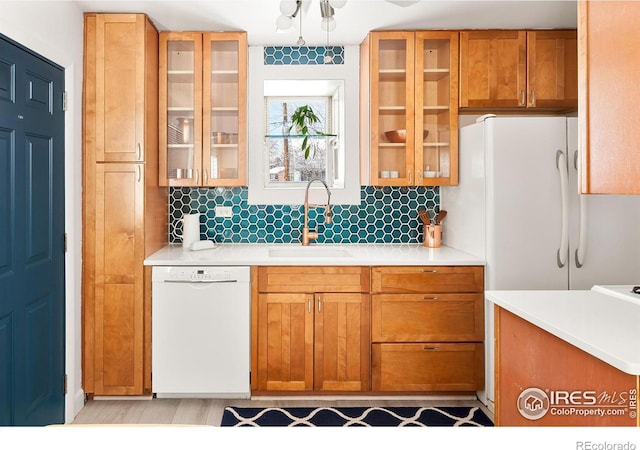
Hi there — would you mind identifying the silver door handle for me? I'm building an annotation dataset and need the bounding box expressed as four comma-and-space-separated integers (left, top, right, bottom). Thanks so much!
556, 150, 569, 268
204, 170, 208, 184
422, 297, 439, 301
308, 296, 312, 313
529, 90, 536, 107
421, 269, 438, 273
520, 90, 526, 106
137, 165, 141, 183
137, 142, 142, 161
317, 295, 322, 313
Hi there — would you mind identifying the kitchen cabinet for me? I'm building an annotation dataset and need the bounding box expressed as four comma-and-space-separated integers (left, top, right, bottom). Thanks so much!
83, 13, 166, 396
459, 30, 577, 110
159, 31, 247, 187
254, 266, 370, 393
360, 31, 459, 186
495, 306, 638, 426
578, 1, 640, 194
370, 266, 484, 392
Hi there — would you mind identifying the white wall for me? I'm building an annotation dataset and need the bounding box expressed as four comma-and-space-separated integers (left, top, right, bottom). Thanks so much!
0, 1, 85, 423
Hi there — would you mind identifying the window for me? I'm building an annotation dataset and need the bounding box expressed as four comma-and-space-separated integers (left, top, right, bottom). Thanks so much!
264, 92, 342, 188
247, 46, 360, 205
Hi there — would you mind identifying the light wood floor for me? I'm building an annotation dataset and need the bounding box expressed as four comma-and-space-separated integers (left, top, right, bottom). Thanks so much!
72, 397, 493, 426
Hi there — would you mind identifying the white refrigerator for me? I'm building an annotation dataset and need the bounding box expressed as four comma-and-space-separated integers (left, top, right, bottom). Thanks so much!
441, 115, 640, 410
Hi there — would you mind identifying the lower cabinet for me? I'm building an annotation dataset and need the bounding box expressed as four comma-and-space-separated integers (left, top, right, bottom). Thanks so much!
370, 266, 485, 393
254, 267, 370, 393
252, 265, 484, 395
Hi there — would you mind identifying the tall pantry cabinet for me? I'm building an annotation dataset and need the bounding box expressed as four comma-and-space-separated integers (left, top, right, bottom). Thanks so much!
83, 13, 167, 396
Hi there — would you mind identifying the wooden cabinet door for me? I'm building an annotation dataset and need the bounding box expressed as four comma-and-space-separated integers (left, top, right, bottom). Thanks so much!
579, 1, 640, 194
371, 293, 483, 342
202, 32, 247, 187
372, 343, 484, 392
159, 32, 203, 187
460, 30, 527, 108
314, 293, 370, 392
414, 31, 459, 186
371, 266, 484, 294
367, 31, 416, 186
95, 14, 147, 162
527, 30, 577, 109
93, 163, 145, 395
257, 293, 314, 391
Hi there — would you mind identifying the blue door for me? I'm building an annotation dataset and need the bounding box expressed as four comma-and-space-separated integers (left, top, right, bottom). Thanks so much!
0, 34, 65, 426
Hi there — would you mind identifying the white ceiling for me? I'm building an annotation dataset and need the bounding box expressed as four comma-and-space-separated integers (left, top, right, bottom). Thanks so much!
73, 0, 578, 46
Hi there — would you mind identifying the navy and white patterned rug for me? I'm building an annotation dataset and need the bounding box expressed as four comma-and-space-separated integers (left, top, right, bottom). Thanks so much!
220, 406, 493, 427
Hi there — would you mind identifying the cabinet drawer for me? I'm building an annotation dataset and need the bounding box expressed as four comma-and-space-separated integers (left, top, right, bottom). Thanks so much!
371, 266, 483, 293
258, 266, 370, 293
372, 294, 483, 342
371, 343, 484, 392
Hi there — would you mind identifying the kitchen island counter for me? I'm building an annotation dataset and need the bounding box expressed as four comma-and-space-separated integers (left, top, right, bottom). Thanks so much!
486, 288, 640, 426
485, 288, 640, 375
144, 243, 485, 266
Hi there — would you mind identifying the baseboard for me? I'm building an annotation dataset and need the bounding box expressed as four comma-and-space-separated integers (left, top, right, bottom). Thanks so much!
92, 395, 154, 401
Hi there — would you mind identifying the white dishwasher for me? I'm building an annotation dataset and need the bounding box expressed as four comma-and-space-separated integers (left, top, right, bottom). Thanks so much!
151, 266, 250, 398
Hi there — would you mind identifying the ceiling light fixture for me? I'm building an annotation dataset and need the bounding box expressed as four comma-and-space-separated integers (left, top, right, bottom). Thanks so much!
275, 0, 347, 46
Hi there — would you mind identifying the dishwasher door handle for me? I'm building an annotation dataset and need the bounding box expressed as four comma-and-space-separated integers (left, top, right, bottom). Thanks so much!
163, 279, 238, 284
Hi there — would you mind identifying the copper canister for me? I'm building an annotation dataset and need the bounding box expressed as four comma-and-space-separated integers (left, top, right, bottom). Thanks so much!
423, 224, 442, 248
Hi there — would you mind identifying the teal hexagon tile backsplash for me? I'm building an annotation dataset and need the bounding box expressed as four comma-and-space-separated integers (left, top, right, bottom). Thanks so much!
264, 46, 344, 65
169, 186, 439, 244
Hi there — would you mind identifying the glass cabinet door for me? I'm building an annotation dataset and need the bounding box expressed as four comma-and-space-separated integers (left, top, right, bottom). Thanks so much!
202, 32, 247, 186
371, 32, 415, 186
415, 31, 459, 186
159, 32, 202, 186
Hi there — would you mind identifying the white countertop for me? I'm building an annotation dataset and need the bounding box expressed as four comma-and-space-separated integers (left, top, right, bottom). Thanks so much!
485, 288, 640, 375
143, 243, 485, 266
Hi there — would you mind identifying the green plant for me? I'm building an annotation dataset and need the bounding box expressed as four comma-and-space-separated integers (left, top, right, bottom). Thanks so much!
288, 105, 327, 159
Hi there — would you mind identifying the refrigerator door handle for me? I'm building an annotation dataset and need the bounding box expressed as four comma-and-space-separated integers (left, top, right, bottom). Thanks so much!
574, 150, 587, 268
575, 195, 587, 268
556, 150, 569, 268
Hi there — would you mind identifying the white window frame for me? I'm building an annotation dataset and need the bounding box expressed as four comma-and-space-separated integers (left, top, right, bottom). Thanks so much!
247, 46, 360, 205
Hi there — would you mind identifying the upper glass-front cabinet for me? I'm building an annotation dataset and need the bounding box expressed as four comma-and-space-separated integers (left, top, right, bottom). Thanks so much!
363, 31, 458, 186
159, 31, 247, 187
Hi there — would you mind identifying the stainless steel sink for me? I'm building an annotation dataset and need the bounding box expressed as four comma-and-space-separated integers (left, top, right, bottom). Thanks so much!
268, 247, 351, 258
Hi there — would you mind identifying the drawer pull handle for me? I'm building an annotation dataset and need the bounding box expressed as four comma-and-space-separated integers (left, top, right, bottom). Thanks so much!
421, 269, 438, 273
422, 346, 439, 351
422, 297, 439, 301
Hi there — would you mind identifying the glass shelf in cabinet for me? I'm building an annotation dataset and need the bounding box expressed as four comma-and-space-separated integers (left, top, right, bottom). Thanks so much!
378, 69, 407, 81
167, 70, 195, 83
422, 69, 450, 81
265, 134, 337, 139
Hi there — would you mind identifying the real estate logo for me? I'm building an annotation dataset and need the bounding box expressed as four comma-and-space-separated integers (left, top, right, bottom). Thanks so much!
517, 387, 550, 420
517, 387, 637, 421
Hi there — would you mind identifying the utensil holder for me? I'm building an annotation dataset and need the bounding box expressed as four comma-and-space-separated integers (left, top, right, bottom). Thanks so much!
423, 224, 442, 248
